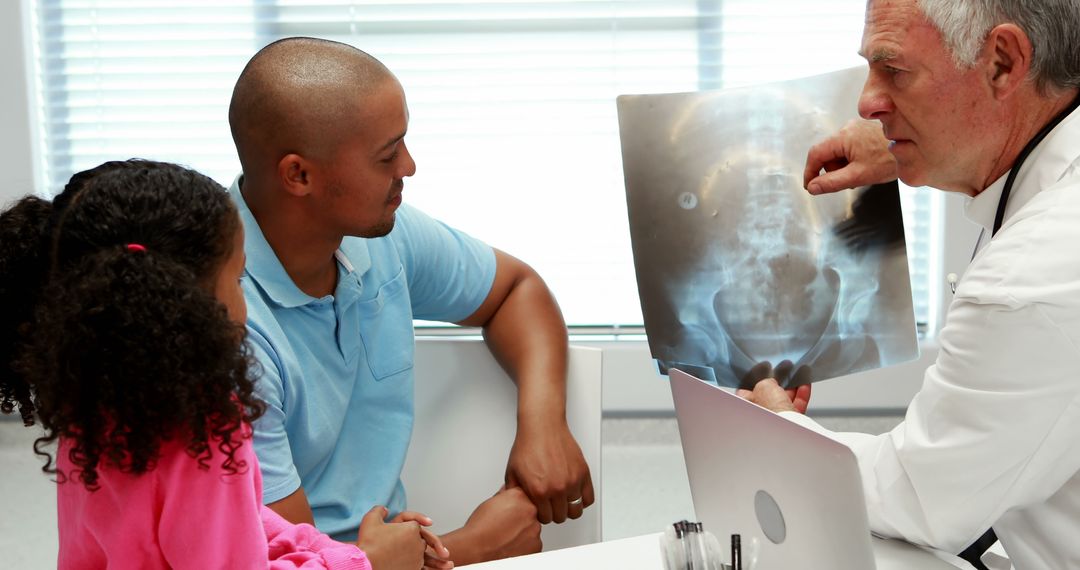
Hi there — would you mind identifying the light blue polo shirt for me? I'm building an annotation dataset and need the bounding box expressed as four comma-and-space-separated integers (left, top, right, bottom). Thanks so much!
229, 179, 497, 541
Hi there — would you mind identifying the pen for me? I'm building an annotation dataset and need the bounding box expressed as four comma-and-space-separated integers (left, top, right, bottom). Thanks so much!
682, 522, 694, 570
690, 523, 707, 570
731, 534, 742, 570
673, 521, 692, 570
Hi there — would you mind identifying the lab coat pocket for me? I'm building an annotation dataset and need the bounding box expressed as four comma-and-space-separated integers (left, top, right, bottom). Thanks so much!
356, 268, 415, 381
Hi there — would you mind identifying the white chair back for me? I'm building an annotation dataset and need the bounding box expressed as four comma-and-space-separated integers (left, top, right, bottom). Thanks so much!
405, 338, 602, 551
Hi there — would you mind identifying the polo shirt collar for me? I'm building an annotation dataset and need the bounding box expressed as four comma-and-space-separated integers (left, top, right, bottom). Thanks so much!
337, 234, 373, 282
333, 245, 373, 314
229, 175, 339, 309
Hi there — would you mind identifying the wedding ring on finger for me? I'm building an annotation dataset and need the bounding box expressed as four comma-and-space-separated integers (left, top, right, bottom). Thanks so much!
568, 497, 584, 506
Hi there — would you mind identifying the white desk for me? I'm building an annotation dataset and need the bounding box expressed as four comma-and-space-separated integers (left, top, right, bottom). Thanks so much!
463, 533, 976, 569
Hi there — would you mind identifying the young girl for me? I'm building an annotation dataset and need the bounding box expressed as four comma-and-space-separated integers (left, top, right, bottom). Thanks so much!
0, 160, 439, 569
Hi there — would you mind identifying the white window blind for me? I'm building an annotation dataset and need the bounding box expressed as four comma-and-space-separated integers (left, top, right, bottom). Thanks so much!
31, 0, 941, 331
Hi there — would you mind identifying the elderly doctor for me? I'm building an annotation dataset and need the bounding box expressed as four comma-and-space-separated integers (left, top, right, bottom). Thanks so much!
740, 1, 1080, 569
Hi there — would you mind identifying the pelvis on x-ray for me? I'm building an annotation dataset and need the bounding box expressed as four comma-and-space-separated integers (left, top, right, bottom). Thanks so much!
617, 67, 918, 389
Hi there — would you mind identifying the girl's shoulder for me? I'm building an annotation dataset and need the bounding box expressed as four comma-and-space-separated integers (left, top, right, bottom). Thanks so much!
154, 425, 258, 484
57, 424, 257, 491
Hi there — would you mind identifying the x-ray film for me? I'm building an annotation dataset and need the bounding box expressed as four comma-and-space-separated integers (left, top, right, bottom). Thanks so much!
617, 66, 919, 389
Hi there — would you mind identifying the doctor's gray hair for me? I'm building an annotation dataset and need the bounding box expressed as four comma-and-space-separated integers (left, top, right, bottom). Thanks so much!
917, 0, 1080, 94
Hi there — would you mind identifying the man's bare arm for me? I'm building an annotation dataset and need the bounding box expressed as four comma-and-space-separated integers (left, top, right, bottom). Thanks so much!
266, 487, 316, 526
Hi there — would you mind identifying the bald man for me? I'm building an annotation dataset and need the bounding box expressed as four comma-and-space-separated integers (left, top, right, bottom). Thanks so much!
227, 37, 593, 566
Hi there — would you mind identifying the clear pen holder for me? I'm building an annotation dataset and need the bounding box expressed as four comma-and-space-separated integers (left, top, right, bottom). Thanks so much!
659, 521, 735, 570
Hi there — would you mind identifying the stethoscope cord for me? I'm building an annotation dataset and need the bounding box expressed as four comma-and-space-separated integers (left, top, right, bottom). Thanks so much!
991, 93, 1080, 237
968, 93, 1080, 264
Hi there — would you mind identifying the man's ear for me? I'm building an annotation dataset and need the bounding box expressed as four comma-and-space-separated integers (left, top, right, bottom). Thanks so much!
983, 23, 1033, 100
277, 153, 315, 197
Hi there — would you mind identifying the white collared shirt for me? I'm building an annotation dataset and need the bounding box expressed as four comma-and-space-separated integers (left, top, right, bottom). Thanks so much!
784, 105, 1080, 570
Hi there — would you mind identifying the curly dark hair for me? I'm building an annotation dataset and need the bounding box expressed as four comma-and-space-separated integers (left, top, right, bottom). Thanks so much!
0, 159, 265, 489
0, 196, 51, 425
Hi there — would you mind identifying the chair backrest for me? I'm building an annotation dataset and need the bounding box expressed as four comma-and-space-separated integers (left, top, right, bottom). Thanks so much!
405, 338, 603, 551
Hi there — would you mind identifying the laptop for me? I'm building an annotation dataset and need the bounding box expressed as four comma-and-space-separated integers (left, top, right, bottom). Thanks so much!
669, 367, 878, 569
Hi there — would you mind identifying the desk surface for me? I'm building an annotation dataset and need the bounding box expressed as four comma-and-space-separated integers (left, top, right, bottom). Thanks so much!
463, 532, 975, 569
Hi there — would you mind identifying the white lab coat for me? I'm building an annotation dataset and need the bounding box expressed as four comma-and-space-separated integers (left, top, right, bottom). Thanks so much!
782, 104, 1080, 570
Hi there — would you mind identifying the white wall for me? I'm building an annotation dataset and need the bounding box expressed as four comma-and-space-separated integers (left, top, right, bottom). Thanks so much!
0, 0, 39, 205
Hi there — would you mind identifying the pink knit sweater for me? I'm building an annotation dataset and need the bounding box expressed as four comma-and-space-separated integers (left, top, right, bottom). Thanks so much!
55, 430, 371, 570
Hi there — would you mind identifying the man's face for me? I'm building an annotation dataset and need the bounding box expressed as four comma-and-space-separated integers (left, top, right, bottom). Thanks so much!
320, 78, 417, 238
857, 0, 998, 194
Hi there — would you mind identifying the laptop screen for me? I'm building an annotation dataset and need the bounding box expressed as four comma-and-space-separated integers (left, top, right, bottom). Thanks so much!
669, 368, 877, 569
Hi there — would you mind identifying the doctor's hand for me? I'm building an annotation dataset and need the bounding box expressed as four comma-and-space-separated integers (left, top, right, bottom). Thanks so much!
439, 486, 542, 565
505, 417, 594, 524
737, 378, 812, 415
804, 119, 896, 195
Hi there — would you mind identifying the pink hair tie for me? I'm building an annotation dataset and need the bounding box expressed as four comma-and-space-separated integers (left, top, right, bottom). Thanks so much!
126, 243, 147, 253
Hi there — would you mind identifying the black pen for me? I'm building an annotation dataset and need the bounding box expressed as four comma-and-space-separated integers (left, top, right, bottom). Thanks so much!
674, 521, 692, 570
690, 523, 707, 570
731, 534, 742, 570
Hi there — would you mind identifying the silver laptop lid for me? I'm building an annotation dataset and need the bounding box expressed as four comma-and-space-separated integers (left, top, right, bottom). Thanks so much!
669, 368, 876, 569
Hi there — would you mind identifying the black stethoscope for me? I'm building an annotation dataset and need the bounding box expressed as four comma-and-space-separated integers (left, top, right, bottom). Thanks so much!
947, 94, 1080, 294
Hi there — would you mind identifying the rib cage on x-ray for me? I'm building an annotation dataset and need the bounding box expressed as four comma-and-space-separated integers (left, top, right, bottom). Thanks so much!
617, 66, 918, 389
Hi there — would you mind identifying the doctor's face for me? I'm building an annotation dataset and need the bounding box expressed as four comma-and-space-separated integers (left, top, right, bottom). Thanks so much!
856, 0, 998, 195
